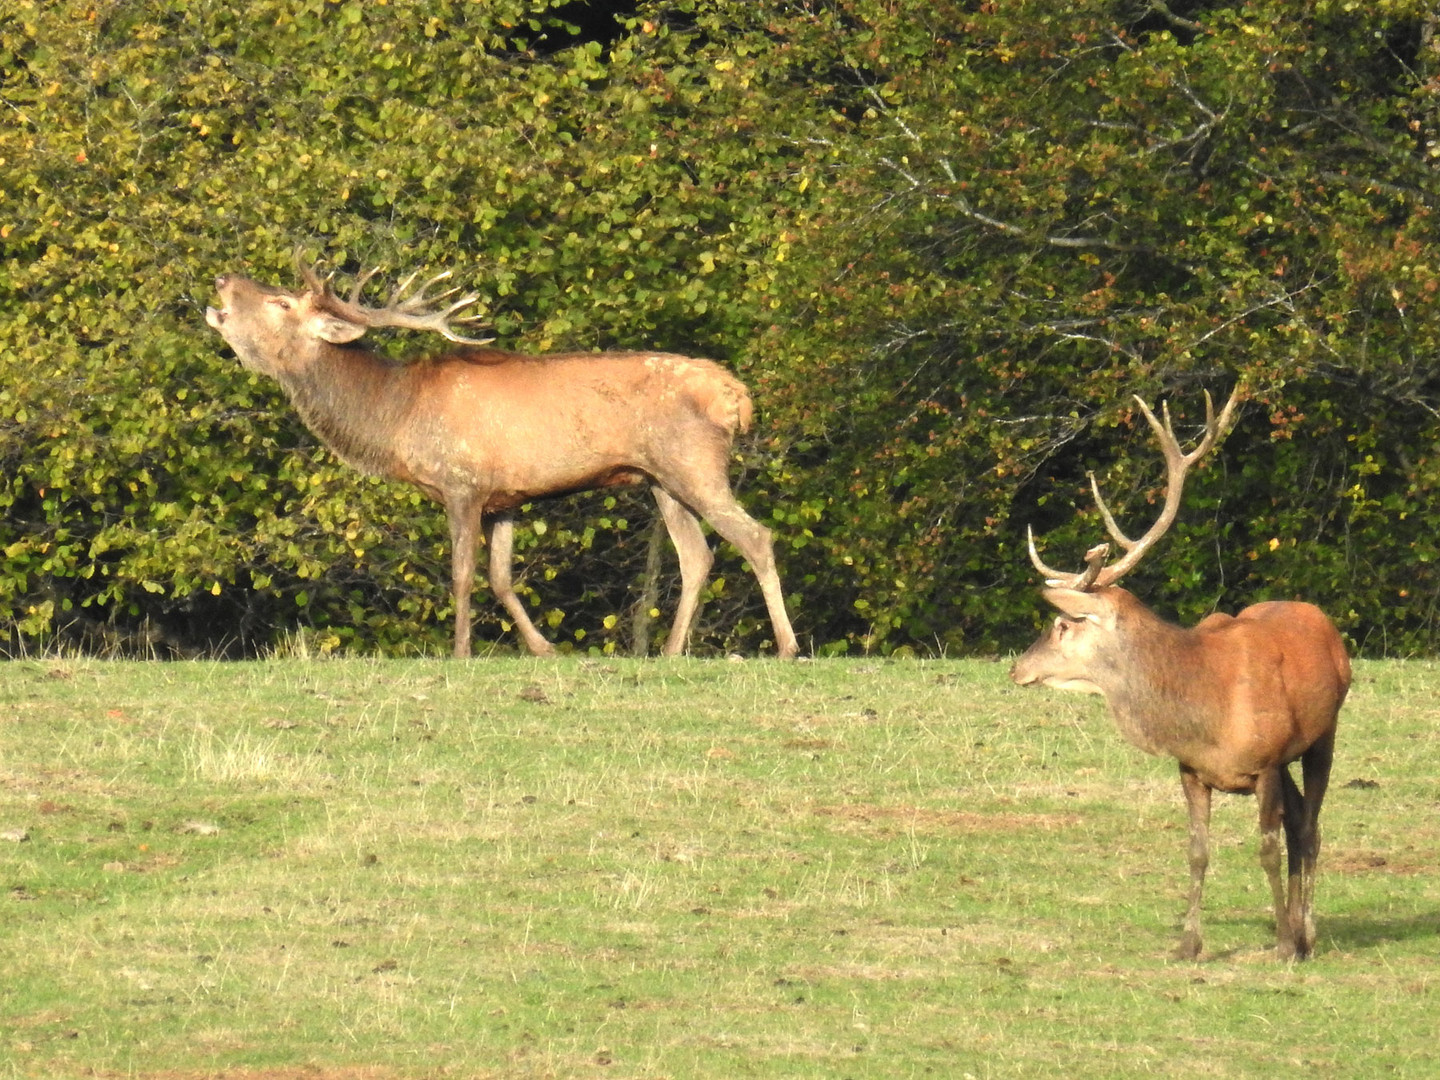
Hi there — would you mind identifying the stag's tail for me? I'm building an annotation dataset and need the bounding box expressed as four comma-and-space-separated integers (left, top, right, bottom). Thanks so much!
1330, 629, 1353, 703
680, 359, 754, 437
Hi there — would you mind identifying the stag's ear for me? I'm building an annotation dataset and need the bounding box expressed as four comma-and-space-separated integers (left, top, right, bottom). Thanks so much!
307, 311, 368, 344
1041, 587, 1117, 627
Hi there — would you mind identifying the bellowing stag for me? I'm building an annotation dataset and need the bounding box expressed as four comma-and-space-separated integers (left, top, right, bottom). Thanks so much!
204, 255, 799, 660
1010, 388, 1349, 960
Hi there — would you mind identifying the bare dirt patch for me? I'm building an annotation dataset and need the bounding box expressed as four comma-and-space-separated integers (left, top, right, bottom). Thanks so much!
93, 1069, 404, 1080
810, 802, 1082, 833
1327, 849, 1431, 876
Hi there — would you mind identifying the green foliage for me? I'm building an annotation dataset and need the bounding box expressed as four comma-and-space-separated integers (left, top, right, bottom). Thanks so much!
709, 0, 1440, 654
2, 0, 1439, 655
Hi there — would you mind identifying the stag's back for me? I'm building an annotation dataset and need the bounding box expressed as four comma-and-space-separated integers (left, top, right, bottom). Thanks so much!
393, 348, 754, 500
428, 348, 749, 433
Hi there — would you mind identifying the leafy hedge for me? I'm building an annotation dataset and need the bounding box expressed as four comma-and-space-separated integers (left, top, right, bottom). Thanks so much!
2, 0, 1439, 657
723, 0, 1440, 655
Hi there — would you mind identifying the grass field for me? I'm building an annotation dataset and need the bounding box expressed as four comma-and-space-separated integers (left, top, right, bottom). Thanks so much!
1, 655, 1437, 1079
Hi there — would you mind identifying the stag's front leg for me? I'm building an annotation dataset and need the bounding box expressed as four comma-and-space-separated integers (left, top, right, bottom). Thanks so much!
1256, 766, 1296, 959
484, 513, 557, 657
652, 487, 714, 657
1176, 766, 1212, 960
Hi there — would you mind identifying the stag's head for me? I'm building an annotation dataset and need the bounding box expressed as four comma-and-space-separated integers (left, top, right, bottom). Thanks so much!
1009, 581, 1137, 693
1010, 387, 1243, 692
205, 251, 491, 377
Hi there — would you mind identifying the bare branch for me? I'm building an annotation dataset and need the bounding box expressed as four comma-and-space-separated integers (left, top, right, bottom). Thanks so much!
1144, 1, 1206, 35
1178, 285, 1314, 355
865, 83, 959, 185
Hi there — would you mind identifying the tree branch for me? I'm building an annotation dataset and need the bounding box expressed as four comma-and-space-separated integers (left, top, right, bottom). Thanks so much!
1144, 1, 1206, 36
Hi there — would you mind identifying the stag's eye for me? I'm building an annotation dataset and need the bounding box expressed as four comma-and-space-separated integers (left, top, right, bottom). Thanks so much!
267, 296, 294, 311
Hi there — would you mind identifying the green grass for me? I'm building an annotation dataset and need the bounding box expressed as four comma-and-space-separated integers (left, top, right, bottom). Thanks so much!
1, 657, 1437, 1078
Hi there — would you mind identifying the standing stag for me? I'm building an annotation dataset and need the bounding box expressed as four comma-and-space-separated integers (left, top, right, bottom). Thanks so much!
205, 255, 798, 660
1010, 388, 1350, 960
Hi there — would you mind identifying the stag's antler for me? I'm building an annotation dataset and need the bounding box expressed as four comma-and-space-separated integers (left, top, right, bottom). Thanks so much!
295, 250, 494, 345
1027, 386, 1243, 590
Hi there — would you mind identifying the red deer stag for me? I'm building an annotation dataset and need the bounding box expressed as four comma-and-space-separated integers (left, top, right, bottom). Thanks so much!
204, 255, 799, 660
1009, 388, 1349, 960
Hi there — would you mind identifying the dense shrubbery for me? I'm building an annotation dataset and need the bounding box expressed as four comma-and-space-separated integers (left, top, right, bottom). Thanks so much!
2, 0, 1438, 657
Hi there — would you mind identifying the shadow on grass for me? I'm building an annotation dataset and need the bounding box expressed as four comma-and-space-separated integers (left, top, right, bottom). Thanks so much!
1320, 910, 1440, 950
1160, 909, 1440, 962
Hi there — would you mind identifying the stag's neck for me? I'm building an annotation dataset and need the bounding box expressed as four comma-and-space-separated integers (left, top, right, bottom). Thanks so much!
1097, 609, 1221, 758
281, 345, 420, 479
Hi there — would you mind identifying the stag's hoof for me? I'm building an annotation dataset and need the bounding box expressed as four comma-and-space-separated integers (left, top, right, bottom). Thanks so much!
1173, 933, 1202, 961
1277, 936, 1312, 962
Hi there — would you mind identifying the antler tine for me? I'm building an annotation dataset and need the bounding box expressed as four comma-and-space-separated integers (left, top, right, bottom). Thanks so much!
1134, 388, 1237, 469
1088, 470, 1137, 551
423, 293, 492, 344
1084, 393, 1211, 558
1075, 542, 1111, 590
389, 269, 419, 296
386, 269, 424, 308
1089, 385, 1242, 589
385, 270, 457, 311
347, 266, 381, 305
293, 246, 329, 296
1023, 385, 1243, 592
306, 259, 495, 345
391, 278, 488, 342
412, 269, 457, 297
1027, 526, 1073, 586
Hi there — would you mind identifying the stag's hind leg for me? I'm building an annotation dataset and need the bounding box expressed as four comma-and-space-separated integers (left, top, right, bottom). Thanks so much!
1285, 730, 1335, 960
484, 513, 556, 657
698, 496, 798, 658
657, 466, 798, 659
1256, 766, 1297, 958
1278, 768, 1307, 958
1177, 765, 1212, 960
651, 487, 714, 656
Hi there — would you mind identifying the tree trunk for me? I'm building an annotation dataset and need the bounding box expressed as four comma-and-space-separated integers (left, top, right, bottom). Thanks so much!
630, 514, 669, 657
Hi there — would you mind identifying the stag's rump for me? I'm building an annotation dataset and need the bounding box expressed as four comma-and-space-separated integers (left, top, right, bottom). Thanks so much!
1197, 601, 1349, 775
1231, 601, 1351, 718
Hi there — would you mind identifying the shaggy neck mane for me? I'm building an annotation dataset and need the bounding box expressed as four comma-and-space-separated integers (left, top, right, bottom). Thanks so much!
1103, 606, 1217, 751
281, 343, 419, 478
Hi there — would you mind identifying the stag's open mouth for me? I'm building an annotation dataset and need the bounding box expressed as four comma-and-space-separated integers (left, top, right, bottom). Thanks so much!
205, 305, 227, 329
